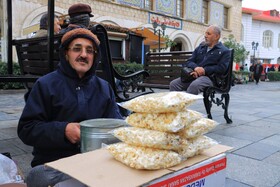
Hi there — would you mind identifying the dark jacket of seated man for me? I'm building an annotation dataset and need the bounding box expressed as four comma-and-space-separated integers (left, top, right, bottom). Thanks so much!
185, 41, 230, 78
169, 25, 230, 95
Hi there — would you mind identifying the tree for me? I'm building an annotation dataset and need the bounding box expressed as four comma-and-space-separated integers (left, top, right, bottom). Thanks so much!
163, 35, 177, 49
223, 34, 249, 64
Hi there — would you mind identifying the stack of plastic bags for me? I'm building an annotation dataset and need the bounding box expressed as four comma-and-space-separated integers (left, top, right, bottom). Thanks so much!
107, 91, 218, 170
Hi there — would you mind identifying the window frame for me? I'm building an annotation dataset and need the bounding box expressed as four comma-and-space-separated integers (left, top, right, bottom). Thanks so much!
202, 0, 209, 24
223, 6, 229, 29
176, 0, 183, 18
241, 24, 244, 41
262, 30, 273, 48
144, 0, 152, 10
109, 39, 124, 60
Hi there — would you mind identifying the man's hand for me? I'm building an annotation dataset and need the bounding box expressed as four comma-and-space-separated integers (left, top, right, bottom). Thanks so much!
194, 67, 205, 76
190, 71, 199, 78
65, 123, 80, 144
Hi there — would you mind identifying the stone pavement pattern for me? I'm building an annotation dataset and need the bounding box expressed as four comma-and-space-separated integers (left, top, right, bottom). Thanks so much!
1, 82, 280, 187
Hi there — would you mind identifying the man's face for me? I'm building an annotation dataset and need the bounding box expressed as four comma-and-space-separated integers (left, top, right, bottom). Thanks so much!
66, 38, 96, 78
54, 18, 61, 34
204, 26, 220, 48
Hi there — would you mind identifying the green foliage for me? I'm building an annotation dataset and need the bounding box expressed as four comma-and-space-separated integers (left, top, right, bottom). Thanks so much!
234, 71, 250, 77
0, 61, 25, 89
113, 62, 144, 75
163, 35, 177, 49
233, 70, 250, 84
267, 71, 280, 81
223, 34, 249, 63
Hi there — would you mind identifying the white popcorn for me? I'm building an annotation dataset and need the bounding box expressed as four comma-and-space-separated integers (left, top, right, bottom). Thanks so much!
179, 118, 218, 138
121, 91, 203, 113
110, 127, 182, 150
177, 136, 218, 158
107, 143, 183, 170
125, 110, 203, 133
107, 90, 220, 171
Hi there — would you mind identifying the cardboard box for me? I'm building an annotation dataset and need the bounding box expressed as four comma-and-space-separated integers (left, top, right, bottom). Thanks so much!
46, 144, 232, 187
143, 153, 226, 187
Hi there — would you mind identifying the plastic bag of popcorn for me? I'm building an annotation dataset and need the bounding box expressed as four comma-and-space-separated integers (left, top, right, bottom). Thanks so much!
177, 136, 218, 158
125, 110, 203, 133
110, 127, 182, 150
107, 143, 183, 170
121, 91, 203, 113
179, 118, 218, 138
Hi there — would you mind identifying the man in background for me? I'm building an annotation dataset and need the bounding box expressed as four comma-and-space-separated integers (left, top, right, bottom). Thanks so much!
32, 13, 61, 38
254, 60, 263, 84
60, 3, 94, 34
169, 25, 230, 95
249, 63, 255, 82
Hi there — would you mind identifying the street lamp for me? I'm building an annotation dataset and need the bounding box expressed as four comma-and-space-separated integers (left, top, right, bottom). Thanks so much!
152, 21, 166, 52
251, 41, 259, 65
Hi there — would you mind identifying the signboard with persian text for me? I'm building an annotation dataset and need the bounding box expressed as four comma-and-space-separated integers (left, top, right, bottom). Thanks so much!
149, 13, 182, 30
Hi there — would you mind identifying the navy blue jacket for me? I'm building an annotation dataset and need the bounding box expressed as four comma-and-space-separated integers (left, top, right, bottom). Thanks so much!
185, 42, 230, 77
18, 42, 122, 167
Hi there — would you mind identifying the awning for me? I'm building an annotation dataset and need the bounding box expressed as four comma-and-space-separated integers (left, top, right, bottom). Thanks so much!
132, 27, 166, 49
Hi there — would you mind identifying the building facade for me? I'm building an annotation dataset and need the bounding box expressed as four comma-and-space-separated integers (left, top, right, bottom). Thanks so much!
242, 8, 280, 66
0, 0, 242, 63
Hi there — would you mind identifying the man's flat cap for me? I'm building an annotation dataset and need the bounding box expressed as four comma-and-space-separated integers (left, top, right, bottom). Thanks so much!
68, 3, 94, 17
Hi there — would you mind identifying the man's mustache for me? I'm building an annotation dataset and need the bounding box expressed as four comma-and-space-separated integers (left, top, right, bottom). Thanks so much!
76, 57, 89, 64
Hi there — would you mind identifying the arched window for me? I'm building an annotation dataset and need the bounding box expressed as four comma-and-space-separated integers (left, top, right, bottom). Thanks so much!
262, 30, 273, 48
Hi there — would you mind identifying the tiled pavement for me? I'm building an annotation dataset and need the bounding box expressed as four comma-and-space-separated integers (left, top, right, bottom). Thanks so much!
1, 82, 280, 187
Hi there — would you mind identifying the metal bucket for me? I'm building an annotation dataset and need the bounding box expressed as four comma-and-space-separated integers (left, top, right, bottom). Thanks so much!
80, 118, 127, 153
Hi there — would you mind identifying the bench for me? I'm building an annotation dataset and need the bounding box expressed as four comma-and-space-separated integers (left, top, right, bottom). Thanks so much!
5, 24, 150, 103
90, 25, 151, 102
203, 49, 234, 124
12, 34, 62, 90
139, 51, 193, 90
139, 49, 234, 124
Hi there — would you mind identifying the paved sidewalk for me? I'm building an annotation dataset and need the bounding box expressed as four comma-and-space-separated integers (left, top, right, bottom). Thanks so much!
1, 81, 280, 186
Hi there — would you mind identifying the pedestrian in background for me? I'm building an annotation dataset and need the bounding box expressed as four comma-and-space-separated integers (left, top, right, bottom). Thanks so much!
253, 60, 263, 85
270, 64, 275, 72
249, 63, 254, 82
264, 65, 269, 81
